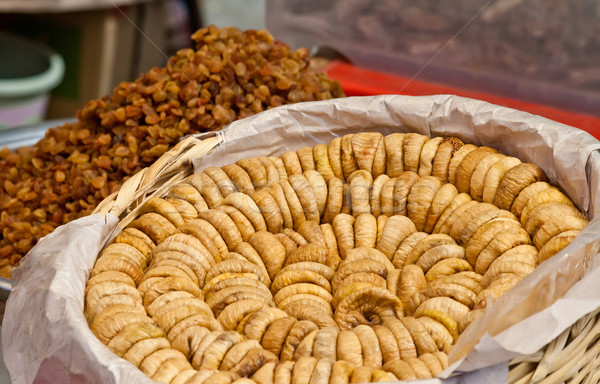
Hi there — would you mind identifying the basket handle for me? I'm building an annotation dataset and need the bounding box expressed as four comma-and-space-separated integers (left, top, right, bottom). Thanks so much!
93, 135, 220, 220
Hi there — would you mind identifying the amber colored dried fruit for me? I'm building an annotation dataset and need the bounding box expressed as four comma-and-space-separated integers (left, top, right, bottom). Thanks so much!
0, 25, 344, 273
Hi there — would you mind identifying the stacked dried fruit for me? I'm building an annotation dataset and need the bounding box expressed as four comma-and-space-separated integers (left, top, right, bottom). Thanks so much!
85, 132, 587, 383
0, 26, 344, 277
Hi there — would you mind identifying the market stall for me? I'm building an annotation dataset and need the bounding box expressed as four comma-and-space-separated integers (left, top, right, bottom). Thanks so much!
1, 3, 599, 384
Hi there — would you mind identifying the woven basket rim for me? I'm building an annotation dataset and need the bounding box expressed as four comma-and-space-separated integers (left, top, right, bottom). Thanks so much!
88, 95, 600, 383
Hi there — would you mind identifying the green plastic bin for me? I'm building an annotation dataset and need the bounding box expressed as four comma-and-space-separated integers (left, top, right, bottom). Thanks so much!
0, 32, 64, 130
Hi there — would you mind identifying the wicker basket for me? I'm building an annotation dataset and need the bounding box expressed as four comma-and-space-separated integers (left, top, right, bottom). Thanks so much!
92, 132, 600, 384
4, 95, 598, 384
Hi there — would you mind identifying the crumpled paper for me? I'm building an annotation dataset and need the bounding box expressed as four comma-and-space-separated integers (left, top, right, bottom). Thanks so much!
3, 95, 600, 384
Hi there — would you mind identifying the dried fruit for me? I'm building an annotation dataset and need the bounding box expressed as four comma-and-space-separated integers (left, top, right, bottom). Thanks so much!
0, 26, 344, 271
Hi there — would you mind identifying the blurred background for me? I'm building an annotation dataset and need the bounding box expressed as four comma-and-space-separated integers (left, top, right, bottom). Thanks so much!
1, 0, 599, 133
0, 0, 266, 128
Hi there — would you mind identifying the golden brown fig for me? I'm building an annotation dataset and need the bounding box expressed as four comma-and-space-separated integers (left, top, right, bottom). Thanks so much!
251, 361, 276, 384
332, 213, 356, 259
376, 215, 417, 260
392, 171, 420, 216
403, 133, 429, 173
520, 187, 574, 226
398, 264, 428, 309
242, 307, 289, 341
204, 166, 238, 198
330, 360, 355, 384
322, 177, 344, 224
271, 270, 332, 295
345, 247, 395, 275
353, 324, 383, 367
383, 359, 417, 381
382, 318, 418, 360
297, 221, 326, 247
416, 316, 453, 352
206, 258, 269, 286
197, 210, 243, 250
269, 156, 289, 181
237, 158, 268, 189
171, 326, 210, 359
266, 182, 294, 230
465, 217, 520, 267
123, 337, 170, 368
335, 286, 403, 330
425, 258, 473, 282
114, 227, 155, 258
129, 212, 177, 245
522, 202, 586, 237
274, 283, 332, 308
349, 366, 374, 384
260, 157, 281, 186
100, 242, 149, 270
180, 219, 227, 261
534, 217, 587, 250
139, 276, 202, 308
431, 137, 463, 183
168, 182, 210, 213
230, 348, 278, 378
469, 153, 505, 202
414, 297, 470, 327
510, 181, 552, 217
197, 331, 244, 370
262, 316, 298, 357
281, 151, 304, 176
303, 170, 328, 219
407, 176, 443, 231
170, 369, 197, 384
328, 137, 344, 180
474, 226, 531, 275
348, 170, 373, 216
312, 326, 339, 361
350, 214, 376, 250
309, 358, 334, 384
188, 172, 224, 209
336, 330, 363, 366
537, 230, 581, 263
281, 320, 320, 361
350, 132, 383, 174
493, 163, 547, 210
222, 164, 255, 194
280, 178, 307, 230
217, 299, 267, 331
292, 356, 319, 384
418, 137, 444, 177
284, 302, 338, 329
297, 147, 316, 173
405, 357, 432, 379
207, 286, 274, 316
248, 231, 287, 281
167, 313, 222, 342
223, 193, 267, 232
454, 147, 498, 194
373, 324, 401, 363
107, 322, 164, 357
370, 175, 390, 217
384, 133, 405, 178
289, 174, 320, 222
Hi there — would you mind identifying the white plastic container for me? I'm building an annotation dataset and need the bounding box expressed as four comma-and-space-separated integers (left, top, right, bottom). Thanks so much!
0, 32, 64, 130
267, 0, 600, 117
